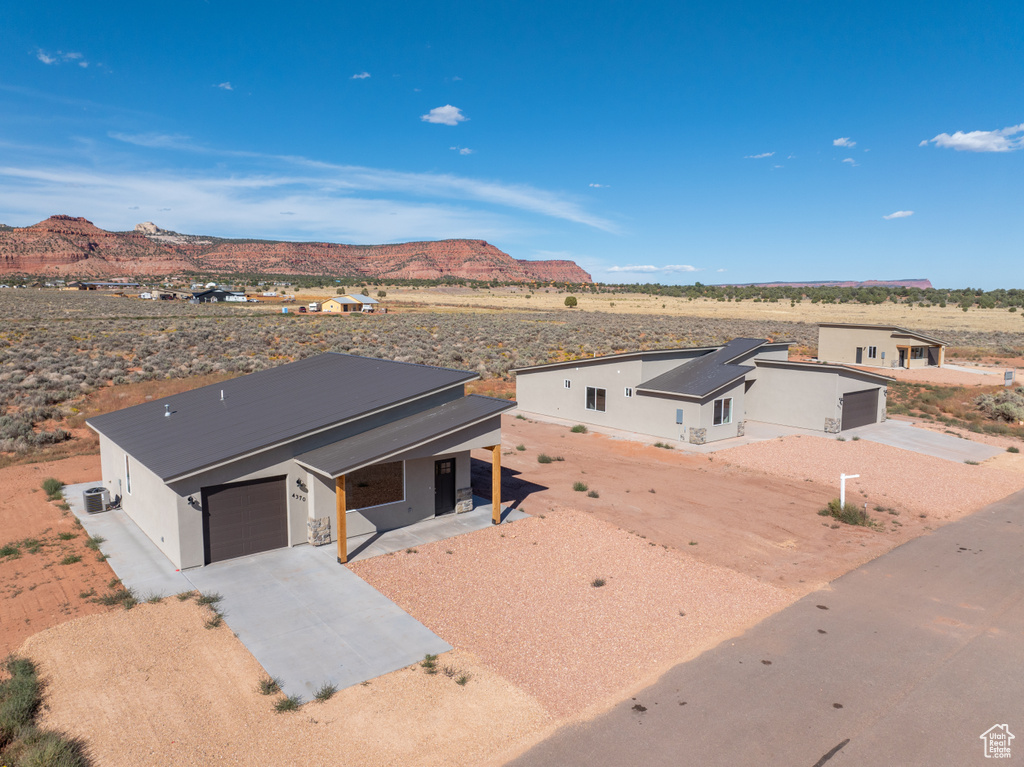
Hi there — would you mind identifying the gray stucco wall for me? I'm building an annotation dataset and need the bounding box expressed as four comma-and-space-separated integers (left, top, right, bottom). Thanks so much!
515, 359, 745, 443
818, 327, 939, 370
745, 364, 886, 431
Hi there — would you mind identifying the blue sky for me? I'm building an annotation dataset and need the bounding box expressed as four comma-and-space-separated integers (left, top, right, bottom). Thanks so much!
1, 1, 1021, 289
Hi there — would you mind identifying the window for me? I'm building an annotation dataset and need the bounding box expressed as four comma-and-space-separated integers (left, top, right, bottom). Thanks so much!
675, 409, 684, 425
346, 461, 405, 510
867, 346, 877, 359
125, 455, 132, 495
585, 386, 606, 412
910, 347, 924, 360
624, 387, 633, 398
713, 397, 733, 426
564, 379, 571, 389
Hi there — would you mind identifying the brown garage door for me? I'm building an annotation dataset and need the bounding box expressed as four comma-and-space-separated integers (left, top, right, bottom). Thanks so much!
841, 389, 879, 431
201, 476, 288, 564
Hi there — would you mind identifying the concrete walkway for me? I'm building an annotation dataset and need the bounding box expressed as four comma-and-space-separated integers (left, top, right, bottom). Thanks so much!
511, 488, 1024, 766
63, 482, 522, 699
848, 418, 1002, 463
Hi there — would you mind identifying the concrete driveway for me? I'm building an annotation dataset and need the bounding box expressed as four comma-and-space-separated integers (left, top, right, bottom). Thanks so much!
510, 488, 1024, 766
184, 545, 449, 700
848, 418, 1003, 463
64, 482, 450, 700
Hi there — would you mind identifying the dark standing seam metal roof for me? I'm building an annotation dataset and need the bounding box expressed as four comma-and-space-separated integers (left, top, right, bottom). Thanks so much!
636, 338, 767, 398
295, 395, 515, 478
86, 354, 477, 482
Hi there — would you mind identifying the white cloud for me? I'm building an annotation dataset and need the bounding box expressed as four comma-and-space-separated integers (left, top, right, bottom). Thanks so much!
588, 183, 609, 188
716, 268, 727, 272
833, 137, 856, 147
216, 82, 233, 91
109, 132, 195, 150
744, 152, 774, 159
842, 158, 858, 166
36, 49, 89, 67
883, 210, 914, 220
421, 105, 468, 126
607, 264, 700, 273
920, 123, 1024, 152
451, 76, 463, 81
3, 135, 617, 235
351, 72, 371, 80
449, 146, 474, 155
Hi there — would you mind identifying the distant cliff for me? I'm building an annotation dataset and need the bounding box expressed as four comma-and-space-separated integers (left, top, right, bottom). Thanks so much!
0, 216, 593, 283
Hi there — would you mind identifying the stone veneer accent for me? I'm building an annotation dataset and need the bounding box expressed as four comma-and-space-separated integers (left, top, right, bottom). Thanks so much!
824, 417, 841, 434
455, 487, 473, 514
307, 516, 331, 546
736, 420, 745, 437
689, 427, 707, 445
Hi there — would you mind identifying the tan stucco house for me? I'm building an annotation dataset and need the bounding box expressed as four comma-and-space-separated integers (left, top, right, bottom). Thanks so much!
514, 338, 892, 445
817, 323, 947, 369
88, 354, 514, 569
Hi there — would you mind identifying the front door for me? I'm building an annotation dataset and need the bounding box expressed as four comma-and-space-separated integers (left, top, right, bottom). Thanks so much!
855, 347, 863, 364
434, 458, 456, 515
898, 348, 907, 368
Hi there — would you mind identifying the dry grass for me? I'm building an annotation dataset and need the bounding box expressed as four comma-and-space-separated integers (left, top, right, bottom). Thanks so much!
387, 287, 1024, 334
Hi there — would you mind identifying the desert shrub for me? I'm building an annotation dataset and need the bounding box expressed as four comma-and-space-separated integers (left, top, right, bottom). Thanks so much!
570, 424, 588, 433
41, 478, 63, 500
537, 453, 554, 464
573, 481, 588, 492
564, 296, 578, 308
1009, 446, 1020, 453
818, 498, 873, 527
974, 388, 1024, 423
0, 656, 41, 749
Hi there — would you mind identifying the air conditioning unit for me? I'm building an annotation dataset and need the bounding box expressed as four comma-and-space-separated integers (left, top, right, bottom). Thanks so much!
83, 487, 111, 514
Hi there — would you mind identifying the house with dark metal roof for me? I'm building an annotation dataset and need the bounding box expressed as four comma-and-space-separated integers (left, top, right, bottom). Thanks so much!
817, 323, 947, 369
513, 339, 891, 445
87, 354, 515, 569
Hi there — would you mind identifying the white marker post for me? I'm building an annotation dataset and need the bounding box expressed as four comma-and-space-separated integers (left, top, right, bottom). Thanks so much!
840, 473, 860, 508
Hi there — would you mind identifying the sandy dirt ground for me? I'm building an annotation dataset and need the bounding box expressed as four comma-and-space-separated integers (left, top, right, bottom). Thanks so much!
488, 417, 979, 592
850, 362, 1022, 387
718, 433, 1024, 521
351, 508, 792, 719
23, 599, 551, 767
0, 454, 117, 656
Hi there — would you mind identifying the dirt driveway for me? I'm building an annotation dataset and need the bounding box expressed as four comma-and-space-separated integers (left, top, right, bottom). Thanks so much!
487, 416, 1024, 593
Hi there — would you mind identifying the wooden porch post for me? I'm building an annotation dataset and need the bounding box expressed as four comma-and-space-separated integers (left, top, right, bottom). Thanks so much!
938, 346, 945, 367
491, 445, 502, 525
335, 475, 347, 564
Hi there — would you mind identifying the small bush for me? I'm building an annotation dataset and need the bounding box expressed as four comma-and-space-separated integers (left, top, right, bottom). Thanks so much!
57, 532, 76, 541
176, 591, 194, 601
204, 611, 224, 629
0, 543, 20, 559
591, 578, 606, 588
41, 478, 63, 501
314, 682, 338, 702
570, 424, 588, 433
275, 695, 302, 713
537, 453, 554, 464
455, 674, 471, 686
573, 481, 588, 492
964, 459, 980, 465
516, 444, 526, 451
7, 727, 90, 767
819, 498, 874, 527
59, 554, 81, 565
258, 677, 281, 695
0, 656, 41, 749
1008, 446, 1020, 453
587, 489, 600, 498
84, 535, 105, 551
653, 442, 674, 450
196, 592, 223, 606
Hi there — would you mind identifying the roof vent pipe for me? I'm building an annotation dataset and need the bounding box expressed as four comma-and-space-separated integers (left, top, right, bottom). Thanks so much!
164, 404, 170, 418
220, 389, 224, 401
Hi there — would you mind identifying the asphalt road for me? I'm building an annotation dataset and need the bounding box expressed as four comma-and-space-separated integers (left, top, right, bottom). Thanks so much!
509, 489, 1024, 766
